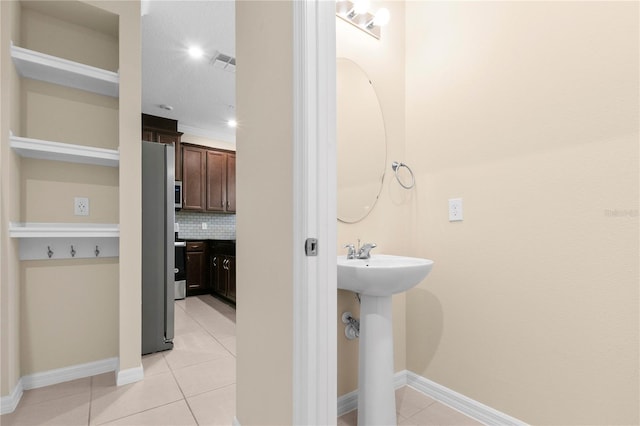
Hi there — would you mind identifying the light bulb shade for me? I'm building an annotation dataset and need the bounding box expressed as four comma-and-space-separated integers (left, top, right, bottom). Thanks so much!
373, 8, 390, 27
353, 0, 370, 15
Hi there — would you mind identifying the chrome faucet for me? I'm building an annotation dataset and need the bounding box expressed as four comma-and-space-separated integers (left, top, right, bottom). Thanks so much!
356, 242, 377, 259
344, 244, 356, 259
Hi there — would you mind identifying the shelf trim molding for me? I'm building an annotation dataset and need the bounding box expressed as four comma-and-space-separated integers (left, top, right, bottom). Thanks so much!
11, 42, 119, 97
10, 133, 119, 167
9, 222, 119, 238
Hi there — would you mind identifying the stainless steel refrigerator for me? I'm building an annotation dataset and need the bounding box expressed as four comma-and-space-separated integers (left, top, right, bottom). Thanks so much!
142, 141, 175, 355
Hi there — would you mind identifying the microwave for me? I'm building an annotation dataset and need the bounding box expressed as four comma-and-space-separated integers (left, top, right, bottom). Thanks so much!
175, 181, 182, 209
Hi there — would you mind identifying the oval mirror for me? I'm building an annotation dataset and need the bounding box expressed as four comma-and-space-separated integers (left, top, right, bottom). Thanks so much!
337, 58, 387, 223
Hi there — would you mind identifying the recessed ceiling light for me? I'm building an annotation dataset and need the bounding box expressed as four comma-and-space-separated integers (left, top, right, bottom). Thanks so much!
188, 46, 204, 59
227, 119, 237, 128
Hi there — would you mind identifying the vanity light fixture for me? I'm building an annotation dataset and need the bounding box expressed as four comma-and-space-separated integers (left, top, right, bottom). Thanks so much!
336, 0, 390, 40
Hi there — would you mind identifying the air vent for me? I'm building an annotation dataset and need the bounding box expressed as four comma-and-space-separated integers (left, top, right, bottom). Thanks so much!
210, 51, 236, 73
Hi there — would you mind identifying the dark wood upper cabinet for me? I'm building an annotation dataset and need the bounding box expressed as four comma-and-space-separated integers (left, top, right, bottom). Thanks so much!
182, 145, 206, 210
226, 154, 236, 213
206, 150, 227, 212
182, 143, 235, 213
141, 114, 183, 180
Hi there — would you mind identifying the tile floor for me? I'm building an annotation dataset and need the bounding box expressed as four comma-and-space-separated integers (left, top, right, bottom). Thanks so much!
1, 295, 236, 426
2, 294, 481, 426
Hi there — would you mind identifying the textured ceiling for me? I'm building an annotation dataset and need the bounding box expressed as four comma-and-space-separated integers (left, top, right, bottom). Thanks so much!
141, 0, 236, 142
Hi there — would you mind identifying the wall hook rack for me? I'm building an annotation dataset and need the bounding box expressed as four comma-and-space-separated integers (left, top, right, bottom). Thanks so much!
47, 246, 53, 258
70, 245, 76, 257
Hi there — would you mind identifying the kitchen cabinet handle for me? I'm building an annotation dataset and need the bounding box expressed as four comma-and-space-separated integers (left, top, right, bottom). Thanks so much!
212, 256, 217, 267
227, 201, 230, 208
221, 200, 224, 207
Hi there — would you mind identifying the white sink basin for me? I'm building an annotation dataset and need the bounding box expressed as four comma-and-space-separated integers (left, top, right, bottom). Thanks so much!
337, 254, 434, 296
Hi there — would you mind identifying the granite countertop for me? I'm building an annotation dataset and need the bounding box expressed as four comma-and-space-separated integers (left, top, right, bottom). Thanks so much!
178, 238, 236, 243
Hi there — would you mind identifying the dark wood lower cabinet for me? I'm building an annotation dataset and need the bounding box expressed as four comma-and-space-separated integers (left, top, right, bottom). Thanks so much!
186, 241, 208, 296
209, 241, 236, 303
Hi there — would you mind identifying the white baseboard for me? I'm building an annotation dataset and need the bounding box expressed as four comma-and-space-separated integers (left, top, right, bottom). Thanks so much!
337, 370, 407, 416
405, 370, 527, 426
337, 370, 527, 426
116, 364, 144, 386
1, 357, 118, 415
22, 357, 118, 390
0, 378, 23, 415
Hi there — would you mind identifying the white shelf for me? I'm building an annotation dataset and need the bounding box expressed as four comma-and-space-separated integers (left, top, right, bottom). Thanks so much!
9, 222, 119, 238
10, 134, 119, 167
11, 43, 119, 98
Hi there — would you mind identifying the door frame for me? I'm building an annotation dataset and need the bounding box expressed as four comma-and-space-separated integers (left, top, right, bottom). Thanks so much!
292, 1, 337, 424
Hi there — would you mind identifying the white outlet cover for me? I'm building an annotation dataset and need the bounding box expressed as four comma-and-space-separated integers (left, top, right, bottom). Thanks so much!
201, 222, 208, 230
74, 197, 89, 216
448, 198, 463, 222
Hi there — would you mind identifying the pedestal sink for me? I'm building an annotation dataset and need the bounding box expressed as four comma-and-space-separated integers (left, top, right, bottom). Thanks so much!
337, 255, 434, 426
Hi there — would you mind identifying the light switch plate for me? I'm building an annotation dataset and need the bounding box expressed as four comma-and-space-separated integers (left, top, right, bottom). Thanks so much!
448, 198, 463, 221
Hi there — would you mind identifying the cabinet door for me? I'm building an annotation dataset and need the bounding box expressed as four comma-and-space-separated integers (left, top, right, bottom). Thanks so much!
226, 154, 236, 213
157, 133, 182, 180
142, 129, 155, 142
226, 256, 236, 302
211, 254, 226, 295
182, 146, 206, 210
206, 150, 227, 212
186, 251, 204, 291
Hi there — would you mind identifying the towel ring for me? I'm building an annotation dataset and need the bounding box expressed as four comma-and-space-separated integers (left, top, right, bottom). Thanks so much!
391, 161, 415, 189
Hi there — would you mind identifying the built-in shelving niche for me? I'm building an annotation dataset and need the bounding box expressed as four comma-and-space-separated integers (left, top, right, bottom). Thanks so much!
9, 40, 120, 260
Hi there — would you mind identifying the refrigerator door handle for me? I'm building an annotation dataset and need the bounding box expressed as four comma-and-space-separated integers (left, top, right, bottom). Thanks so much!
165, 145, 175, 342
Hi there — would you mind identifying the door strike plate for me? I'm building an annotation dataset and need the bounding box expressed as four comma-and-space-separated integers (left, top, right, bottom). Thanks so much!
305, 238, 318, 256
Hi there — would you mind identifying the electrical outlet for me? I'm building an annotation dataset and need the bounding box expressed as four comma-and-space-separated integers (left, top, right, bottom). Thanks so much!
74, 197, 89, 216
201, 222, 208, 230
448, 198, 463, 222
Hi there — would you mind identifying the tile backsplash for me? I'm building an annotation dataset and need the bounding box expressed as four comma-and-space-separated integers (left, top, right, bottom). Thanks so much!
175, 210, 236, 240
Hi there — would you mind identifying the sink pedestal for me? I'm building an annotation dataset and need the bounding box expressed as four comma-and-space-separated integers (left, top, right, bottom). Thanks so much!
358, 294, 397, 426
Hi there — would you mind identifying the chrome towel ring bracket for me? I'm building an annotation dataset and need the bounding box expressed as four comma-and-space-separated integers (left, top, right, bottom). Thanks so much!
391, 161, 415, 189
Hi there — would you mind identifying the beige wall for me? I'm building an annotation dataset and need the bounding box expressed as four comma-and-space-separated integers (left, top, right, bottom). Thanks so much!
336, 0, 408, 396
235, 1, 293, 424
90, 0, 142, 375
20, 259, 118, 374
405, 2, 639, 424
